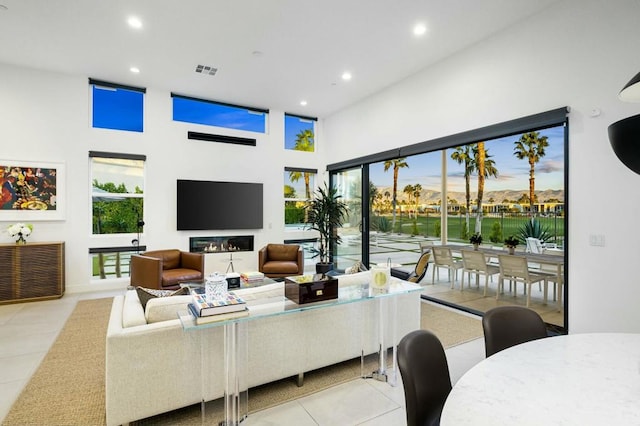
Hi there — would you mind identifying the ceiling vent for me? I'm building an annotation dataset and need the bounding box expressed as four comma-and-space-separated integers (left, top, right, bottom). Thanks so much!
195, 65, 217, 76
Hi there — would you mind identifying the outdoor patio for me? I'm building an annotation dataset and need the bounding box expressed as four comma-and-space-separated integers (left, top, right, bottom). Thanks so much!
335, 232, 565, 329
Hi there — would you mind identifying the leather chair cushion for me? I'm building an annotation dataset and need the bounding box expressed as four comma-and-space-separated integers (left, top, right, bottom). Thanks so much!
162, 268, 203, 287
266, 244, 299, 261
262, 260, 300, 275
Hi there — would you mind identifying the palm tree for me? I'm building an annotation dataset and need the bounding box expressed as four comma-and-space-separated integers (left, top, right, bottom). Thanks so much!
451, 145, 474, 231
514, 131, 549, 214
403, 184, 414, 218
383, 158, 409, 229
412, 183, 422, 215
473, 142, 498, 233
289, 129, 315, 199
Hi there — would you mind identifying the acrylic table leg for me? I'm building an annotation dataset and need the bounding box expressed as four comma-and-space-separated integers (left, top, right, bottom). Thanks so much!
371, 295, 398, 386
223, 321, 248, 425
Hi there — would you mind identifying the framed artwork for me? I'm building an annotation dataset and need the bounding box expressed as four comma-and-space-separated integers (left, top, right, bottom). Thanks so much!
0, 160, 66, 221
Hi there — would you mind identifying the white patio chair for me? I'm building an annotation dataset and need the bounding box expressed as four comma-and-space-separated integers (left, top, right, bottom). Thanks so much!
431, 246, 463, 287
460, 249, 500, 295
525, 237, 558, 254
497, 254, 549, 308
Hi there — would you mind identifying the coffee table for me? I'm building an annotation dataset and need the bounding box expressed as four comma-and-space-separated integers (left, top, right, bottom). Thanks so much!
179, 279, 422, 425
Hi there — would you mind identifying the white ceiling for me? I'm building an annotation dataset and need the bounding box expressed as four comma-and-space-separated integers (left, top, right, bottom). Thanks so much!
0, 0, 560, 118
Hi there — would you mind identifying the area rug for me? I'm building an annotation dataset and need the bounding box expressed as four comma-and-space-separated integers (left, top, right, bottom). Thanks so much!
2, 298, 482, 426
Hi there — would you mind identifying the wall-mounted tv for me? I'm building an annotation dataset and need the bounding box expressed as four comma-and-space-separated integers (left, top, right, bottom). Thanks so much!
177, 180, 263, 230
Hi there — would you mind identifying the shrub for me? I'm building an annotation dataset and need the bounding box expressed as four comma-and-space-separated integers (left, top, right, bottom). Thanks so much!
434, 220, 441, 238
517, 219, 553, 243
460, 222, 469, 240
371, 215, 392, 233
489, 222, 503, 243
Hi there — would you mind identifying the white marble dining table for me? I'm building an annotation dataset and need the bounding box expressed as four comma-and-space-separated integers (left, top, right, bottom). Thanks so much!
441, 333, 640, 425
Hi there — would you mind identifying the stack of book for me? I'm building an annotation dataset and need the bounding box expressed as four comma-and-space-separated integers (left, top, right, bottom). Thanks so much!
188, 289, 248, 325
240, 271, 264, 284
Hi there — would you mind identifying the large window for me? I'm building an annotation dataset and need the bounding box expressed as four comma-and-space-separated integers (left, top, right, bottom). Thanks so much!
172, 94, 268, 133
329, 108, 569, 332
90, 152, 145, 235
284, 167, 316, 230
90, 79, 145, 132
285, 114, 316, 151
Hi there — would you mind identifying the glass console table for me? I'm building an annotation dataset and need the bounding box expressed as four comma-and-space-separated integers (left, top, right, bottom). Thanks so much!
179, 278, 422, 425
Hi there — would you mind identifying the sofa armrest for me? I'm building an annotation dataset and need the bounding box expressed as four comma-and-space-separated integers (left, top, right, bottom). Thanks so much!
130, 255, 163, 289
181, 251, 204, 273
296, 246, 304, 274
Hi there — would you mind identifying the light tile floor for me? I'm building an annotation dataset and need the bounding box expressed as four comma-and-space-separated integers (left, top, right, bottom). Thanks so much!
0, 291, 485, 425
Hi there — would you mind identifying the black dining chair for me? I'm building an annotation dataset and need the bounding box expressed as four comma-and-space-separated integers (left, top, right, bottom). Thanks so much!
482, 305, 548, 357
397, 329, 452, 426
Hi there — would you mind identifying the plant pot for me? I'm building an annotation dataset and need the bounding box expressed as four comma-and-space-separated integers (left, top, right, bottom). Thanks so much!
473, 243, 479, 251
315, 262, 333, 275
508, 246, 515, 255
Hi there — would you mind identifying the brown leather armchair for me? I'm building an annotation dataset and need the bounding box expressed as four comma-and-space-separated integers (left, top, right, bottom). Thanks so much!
130, 249, 204, 290
258, 244, 304, 278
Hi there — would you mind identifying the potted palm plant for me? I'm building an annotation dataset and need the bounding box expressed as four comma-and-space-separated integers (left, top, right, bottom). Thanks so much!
504, 235, 519, 255
469, 233, 483, 250
305, 183, 348, 274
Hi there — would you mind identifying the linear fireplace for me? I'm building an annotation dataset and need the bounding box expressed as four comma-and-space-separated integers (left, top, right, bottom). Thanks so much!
189, 235, 254, 253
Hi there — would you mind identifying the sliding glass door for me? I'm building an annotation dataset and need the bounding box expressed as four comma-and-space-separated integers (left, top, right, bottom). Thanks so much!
331, 167, 367, 271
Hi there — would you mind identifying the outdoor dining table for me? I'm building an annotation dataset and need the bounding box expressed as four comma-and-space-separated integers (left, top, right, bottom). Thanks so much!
440, 244, 565, 309
440, 333, 640, 425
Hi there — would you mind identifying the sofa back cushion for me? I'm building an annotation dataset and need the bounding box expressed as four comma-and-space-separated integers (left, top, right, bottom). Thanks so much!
267, 244, 299, 261
335, 270, 371, 287
145, 295, 192, 324
143, 249, 181, 270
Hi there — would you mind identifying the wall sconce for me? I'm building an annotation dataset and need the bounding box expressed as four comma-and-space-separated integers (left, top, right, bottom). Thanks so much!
609, 71, 640, 174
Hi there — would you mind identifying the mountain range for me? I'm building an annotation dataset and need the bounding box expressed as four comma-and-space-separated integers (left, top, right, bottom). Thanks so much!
375, 187, 564, 205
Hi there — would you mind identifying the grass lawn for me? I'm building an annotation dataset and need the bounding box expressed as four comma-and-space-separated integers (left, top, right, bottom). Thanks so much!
388, 213, 565, 244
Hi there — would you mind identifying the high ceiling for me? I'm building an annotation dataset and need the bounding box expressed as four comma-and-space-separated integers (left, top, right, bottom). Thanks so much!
0, 0, 560, 118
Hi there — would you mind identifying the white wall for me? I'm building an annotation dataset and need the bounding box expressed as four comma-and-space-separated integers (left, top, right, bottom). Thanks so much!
323, 0, 640, 333
0, 63, 324, 293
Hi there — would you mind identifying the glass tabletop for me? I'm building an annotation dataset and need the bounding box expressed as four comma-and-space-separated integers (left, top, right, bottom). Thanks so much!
179, 278, 422, 331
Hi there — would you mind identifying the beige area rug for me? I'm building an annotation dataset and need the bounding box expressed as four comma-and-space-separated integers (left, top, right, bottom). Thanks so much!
3, 299, 482, 426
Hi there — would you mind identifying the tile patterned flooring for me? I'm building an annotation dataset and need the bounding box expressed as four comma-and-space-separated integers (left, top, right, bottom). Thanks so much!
0, 290, 485, 425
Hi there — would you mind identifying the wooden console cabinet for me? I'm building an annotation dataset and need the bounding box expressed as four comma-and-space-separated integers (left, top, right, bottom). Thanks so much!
0, 242, 65, 304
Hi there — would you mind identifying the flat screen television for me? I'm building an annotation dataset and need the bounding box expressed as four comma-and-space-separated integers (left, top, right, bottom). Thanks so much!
177, 180, 263, 230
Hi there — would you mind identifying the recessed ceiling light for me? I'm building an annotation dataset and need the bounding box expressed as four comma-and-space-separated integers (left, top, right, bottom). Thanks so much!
127, 16, 143, 29
300, 100, 308, 106
130, 67, 140, 74
413, 23, 427, 36
342, 72, 352, 81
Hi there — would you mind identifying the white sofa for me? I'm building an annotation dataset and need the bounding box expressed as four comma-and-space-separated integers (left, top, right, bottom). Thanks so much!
105, 271, 421, 426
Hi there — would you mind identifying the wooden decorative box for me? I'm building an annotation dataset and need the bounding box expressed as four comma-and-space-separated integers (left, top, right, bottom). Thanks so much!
284, 274, 338, 304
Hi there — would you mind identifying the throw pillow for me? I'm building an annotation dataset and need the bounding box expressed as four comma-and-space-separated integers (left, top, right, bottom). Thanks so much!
135, 286, 189, 310
346, 261, 366, 274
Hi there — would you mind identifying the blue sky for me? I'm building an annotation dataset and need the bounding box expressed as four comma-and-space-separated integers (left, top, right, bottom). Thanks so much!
370, 125, 565, 194
284, 115, 315, 150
